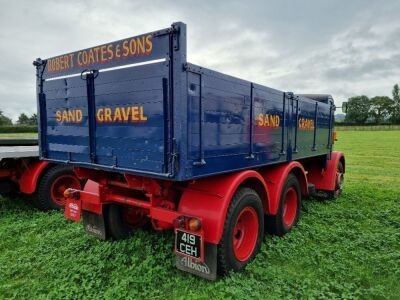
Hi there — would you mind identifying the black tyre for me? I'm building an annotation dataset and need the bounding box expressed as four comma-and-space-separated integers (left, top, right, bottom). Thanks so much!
105, 204, 149, 240
217, 188, 264, 275
35, 165, 82, 211
265, 173, 301, 236
328, 161, 344, 199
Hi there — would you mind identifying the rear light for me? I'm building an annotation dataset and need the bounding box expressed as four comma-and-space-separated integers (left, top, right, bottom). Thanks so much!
188, 218, 202, 231
333, 131, 338, 142
173, 215, 202, 232
64, 188, 80, 200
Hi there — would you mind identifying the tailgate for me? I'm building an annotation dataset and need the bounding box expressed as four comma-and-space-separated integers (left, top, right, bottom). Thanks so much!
36, 25, 178, 176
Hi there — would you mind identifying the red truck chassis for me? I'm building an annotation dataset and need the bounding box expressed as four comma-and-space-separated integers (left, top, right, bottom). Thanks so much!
65, 151, 344, 280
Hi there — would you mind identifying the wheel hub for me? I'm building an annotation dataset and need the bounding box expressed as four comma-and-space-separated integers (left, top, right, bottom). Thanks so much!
50, 175, 81, 206
232, 207, 259, 262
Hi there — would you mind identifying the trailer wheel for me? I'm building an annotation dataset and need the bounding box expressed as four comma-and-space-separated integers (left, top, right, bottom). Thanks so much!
266, 173, 301, 236
106, 205, 148, 240
35, 165, 82, 210
217, 188, 264, 275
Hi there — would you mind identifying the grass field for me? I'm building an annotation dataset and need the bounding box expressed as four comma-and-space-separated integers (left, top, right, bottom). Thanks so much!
0, 133, 37, 138
0, 131, 399, 299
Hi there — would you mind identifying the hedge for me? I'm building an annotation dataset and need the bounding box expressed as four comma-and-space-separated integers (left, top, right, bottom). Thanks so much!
0, 125, 38, 133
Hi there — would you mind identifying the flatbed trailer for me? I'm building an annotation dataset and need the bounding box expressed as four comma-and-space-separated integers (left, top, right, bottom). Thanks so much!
0, 137, 82, 210
34, 22, 345, 279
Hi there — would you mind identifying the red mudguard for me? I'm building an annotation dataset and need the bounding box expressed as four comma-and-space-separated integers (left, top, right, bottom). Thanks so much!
307, 151, 345, 191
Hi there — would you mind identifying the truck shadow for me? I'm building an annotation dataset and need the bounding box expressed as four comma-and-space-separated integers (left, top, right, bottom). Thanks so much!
0, 193, 37, 214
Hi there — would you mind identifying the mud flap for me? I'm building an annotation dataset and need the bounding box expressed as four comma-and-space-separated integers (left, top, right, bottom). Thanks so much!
82, 210, 107, 240
175, 243, 217, 280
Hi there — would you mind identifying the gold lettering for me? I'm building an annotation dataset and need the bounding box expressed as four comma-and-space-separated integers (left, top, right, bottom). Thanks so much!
104, 108, 112, 122
93, 47, 100, 63
69, 53, 74, 68
115, 44, 121, 58
145, 34, 153, 53
107, 44, 114, 61
264, 115, 270, 127
76, 110, 82, 123
100, 46, 107, 63
121, 107, 130, 122
88, 49, 95, 64
55, 57, 60, 71
131, 106, 139, 122
81, 51, 88, 65
62, 111, 68, 122
55, 111, 61, 122
137, 36, 145, 54
96, 108, 104, 122
67, 110, 75, 122
257, 113, 264, 126
113, 107, 122, 122
77, 52, 83, 66
122, 40, 129, 57
257, 113, 280, 128
139, 106, 147, 121
129, 38, 137, 55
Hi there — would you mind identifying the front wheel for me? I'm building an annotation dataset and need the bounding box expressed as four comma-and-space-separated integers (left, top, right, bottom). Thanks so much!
217, 188, 264, 275
328, 161, 345, 199
316, 161, 345, 200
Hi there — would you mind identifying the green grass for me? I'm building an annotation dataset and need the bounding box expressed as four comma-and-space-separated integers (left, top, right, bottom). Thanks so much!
336, 125, 400, 131
0, 133, 37, 138
1, 131, 399, 299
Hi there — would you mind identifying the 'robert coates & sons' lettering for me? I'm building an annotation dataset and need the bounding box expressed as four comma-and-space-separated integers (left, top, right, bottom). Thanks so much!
55, 106, 148, 124
47, 34, 153, 73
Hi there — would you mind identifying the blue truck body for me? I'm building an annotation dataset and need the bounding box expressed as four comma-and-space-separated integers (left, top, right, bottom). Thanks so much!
35, 22, 335, 181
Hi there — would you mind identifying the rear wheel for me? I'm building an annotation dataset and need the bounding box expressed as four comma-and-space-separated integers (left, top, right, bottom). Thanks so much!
266, 174, 301, 236
217, 188, 264, 275
106, 204, 148, 240
35, 165, 82, 210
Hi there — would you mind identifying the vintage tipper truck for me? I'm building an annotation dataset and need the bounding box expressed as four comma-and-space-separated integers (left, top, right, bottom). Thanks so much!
33, 22, 345, 280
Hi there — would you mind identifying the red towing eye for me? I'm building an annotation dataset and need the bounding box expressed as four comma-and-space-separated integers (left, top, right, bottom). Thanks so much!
64, 188, 81, 200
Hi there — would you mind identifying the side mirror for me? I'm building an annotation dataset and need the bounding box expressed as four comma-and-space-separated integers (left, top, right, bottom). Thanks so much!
342, 102, 348, 113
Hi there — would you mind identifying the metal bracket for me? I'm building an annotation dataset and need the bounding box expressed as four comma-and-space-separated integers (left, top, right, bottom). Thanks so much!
82, 70, 98, 163
171, 23, 180, 51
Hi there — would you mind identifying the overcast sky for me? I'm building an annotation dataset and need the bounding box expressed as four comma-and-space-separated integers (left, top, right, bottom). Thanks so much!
1, 0, 399, 120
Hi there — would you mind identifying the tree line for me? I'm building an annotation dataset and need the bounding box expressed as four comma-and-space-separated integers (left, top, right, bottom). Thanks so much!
344, 84, 400, 124
0, 111, 38, 126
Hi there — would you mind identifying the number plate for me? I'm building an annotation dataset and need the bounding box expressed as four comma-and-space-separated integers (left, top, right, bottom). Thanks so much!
175, 229, 204, 262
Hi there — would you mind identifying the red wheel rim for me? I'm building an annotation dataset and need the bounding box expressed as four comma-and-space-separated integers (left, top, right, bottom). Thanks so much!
283, 187, 298, 227
232, 207, 259, 262
50, 175, 81, 206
